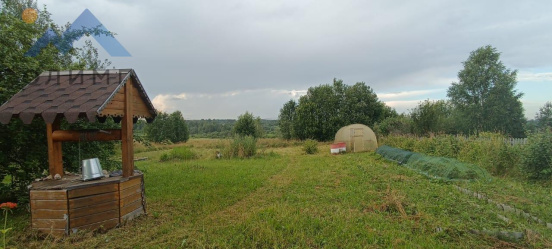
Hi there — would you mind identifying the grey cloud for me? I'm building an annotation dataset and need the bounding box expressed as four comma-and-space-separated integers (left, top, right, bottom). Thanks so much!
41, 0, 552, 119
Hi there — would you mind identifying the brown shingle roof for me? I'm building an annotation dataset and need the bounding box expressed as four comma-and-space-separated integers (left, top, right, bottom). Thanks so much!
0, 69, 156, 124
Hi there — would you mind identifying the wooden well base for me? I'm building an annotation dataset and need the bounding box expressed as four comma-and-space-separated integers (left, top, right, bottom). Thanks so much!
30, 173, 146, 236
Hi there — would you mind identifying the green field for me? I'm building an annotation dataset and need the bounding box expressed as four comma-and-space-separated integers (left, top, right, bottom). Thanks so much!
8, 139, 552, 248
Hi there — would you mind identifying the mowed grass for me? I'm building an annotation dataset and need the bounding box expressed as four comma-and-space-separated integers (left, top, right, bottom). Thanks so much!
10, 139, 552, 248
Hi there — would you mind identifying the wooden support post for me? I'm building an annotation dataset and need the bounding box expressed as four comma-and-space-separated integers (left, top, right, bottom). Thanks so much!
121, 79, 134, 177
46, 118, 63, 177
46, 123, 55, 176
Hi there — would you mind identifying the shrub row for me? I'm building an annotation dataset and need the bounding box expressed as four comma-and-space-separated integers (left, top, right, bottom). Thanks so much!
380, 131, 552, 180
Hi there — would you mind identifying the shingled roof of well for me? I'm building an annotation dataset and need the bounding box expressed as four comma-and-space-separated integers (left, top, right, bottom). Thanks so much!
0, 69, 156, 124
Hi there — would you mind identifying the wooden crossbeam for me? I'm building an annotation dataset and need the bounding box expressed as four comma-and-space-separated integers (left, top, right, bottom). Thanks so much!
52, 130, 122, 142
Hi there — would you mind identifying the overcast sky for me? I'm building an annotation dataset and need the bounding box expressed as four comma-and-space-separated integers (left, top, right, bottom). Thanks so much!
38, 0, 552, 120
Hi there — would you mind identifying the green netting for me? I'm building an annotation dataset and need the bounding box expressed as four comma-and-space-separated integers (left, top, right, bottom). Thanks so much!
375, 145, 416, 165
376, 145, 491, 181
406, 153, 491, 181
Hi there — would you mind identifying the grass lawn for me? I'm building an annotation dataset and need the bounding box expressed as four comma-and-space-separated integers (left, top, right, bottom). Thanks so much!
7, 139, 552, 248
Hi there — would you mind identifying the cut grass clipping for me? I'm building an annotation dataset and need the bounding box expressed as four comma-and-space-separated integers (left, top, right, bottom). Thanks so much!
377, 145, 491, 181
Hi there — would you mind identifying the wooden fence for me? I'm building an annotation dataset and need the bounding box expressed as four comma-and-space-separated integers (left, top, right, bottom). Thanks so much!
452, 135, 528, 146
504, 138, 528, 146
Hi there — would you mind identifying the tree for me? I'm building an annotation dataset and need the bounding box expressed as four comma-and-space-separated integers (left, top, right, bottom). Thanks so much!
294, 84, 336, 140
535, 101, 552, 130
0, 0, 117, 201
342, 82, 388, 126
447, 45, 525, 137
168, 111, 190, 143
74, 40, 112, 70
233, 111, 263, 138
374, 114, 412, 136
410, 100, 454, 136
289, 79, 391, 141
145, 111, 189, 143
278, 100, 296, 140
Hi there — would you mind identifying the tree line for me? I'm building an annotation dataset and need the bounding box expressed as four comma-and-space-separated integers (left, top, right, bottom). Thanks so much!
187, 119, 278, 138
135, 115, 279, 140
280, 45, 533, 141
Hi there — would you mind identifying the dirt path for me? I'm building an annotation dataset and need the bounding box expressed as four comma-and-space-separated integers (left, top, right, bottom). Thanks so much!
204, 155, 298, 228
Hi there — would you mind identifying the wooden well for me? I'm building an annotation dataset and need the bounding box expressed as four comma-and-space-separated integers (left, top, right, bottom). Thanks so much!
0, 69, 156, 236
30, 174, 145, 236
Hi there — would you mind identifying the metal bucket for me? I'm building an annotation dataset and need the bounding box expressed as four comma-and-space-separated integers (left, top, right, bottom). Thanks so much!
82, 158, 104, 181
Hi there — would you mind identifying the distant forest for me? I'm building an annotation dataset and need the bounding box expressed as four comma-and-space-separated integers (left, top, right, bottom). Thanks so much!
187, 119, 279, 138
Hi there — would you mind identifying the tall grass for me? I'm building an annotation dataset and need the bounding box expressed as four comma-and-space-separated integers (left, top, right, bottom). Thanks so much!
380, 133, 523, 177
128, 141, 181, 154
159, 146, 198, 162
256, 138, 303, 148
223, 135, 257, 158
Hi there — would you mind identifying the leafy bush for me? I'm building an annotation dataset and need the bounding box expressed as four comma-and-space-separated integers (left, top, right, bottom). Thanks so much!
224, 135, 257, 158
159, 146, 197, 162
522, 130, 552, 179
303, 139, 319, 154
